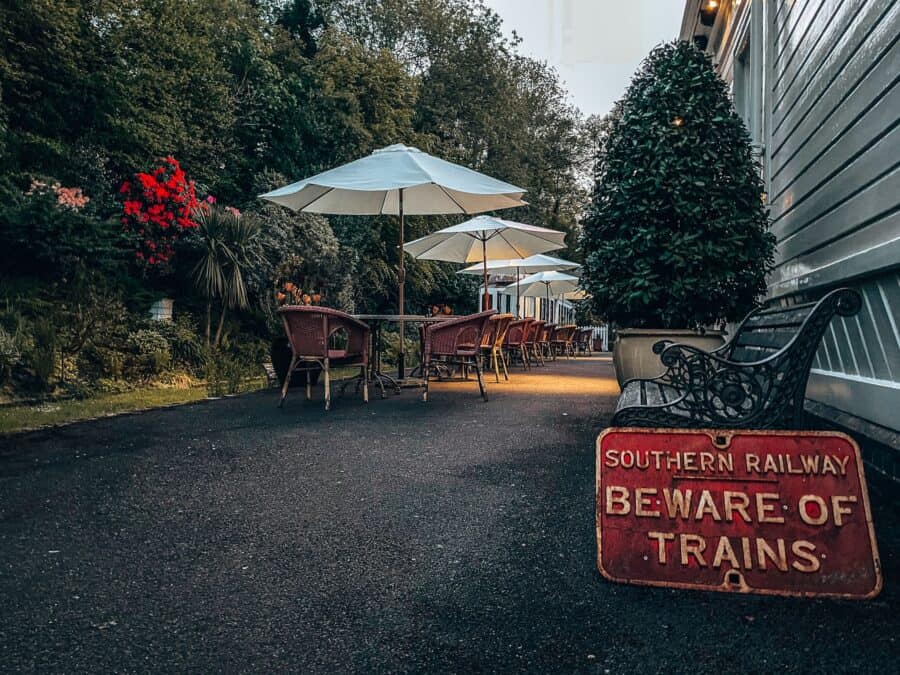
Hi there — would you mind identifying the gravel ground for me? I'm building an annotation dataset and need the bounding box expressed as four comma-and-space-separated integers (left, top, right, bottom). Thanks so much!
0, 356, 897, 673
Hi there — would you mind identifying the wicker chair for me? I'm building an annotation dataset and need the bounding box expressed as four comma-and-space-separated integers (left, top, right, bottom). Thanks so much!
527, 320, 546, 366
539, 323, 555, 361
503, 318, 533, 370
422, 310, 496, 402
277, 306, 369, 411
574, 328, 593, 356
550, 324, 577, 359
481, 313, 513, 382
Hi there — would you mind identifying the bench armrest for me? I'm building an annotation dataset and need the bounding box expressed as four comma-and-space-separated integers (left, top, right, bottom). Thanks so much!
647, 342, 779, 423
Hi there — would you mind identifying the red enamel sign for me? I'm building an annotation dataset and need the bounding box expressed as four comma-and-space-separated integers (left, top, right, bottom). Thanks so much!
596, 429, 882, 598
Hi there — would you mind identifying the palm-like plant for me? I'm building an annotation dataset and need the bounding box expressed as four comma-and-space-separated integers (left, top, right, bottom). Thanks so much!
192, 205, 261, 349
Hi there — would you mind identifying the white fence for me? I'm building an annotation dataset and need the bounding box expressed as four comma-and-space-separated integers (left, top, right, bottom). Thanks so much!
580, 324, 609, 352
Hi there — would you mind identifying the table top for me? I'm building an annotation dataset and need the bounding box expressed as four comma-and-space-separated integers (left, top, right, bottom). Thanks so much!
352, 314, 454, 322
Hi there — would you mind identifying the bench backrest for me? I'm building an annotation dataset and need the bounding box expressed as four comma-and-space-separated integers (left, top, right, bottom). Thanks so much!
718, 287, 861, 426
724, 288, 861, 365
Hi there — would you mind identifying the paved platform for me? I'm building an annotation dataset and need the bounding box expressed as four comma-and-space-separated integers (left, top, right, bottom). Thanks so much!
0, 356, 897, 672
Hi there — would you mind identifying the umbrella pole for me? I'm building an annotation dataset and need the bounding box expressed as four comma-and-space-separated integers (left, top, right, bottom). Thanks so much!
516, 266, 521, 319
398, 189, 405, 381
546, 283, 550, 322
482, 238, 489, 311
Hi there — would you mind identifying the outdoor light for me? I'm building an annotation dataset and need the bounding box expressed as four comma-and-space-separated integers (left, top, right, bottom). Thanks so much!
700, 0, 719, 26
672, 116, 684, 127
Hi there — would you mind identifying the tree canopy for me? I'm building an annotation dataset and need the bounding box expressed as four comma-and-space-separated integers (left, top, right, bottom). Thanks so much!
580, 41, 774, 328
0, 0, 590, 316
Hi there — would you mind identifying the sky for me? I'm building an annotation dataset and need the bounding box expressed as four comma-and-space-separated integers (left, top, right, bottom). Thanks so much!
482, 0, 686, 118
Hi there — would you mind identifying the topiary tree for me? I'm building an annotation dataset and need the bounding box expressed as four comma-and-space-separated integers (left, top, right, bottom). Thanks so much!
580, 41, 775, 329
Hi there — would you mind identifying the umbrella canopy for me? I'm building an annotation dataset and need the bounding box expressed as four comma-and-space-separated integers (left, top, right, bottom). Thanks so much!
259, 144, 526, 380
405, 216, 565, 262
456, 253, 580, 318
502, 271, 580, 297
455, 253, 580, 276
258, 144, 526, 214
405, 216, 566, 309
501, 271, 579, 321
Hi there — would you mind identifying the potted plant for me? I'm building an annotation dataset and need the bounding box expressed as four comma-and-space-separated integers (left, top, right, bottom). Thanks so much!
581, 41, 775, 385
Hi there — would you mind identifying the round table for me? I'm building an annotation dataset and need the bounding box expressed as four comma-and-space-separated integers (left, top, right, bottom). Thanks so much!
352, 314, 453, 394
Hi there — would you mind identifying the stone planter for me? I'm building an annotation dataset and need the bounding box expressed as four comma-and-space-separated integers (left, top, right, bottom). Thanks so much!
612, 328, 726, 387
270, 337, 321, 388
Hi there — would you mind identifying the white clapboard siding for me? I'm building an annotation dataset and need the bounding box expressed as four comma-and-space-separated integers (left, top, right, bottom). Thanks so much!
681, 0, 900, 433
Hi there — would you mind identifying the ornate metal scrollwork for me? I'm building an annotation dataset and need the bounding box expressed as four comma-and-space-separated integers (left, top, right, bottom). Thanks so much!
611, 288, 863, 430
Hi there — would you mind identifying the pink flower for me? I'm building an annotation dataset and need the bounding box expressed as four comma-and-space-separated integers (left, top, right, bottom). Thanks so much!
205, 195, 216, 204
224, 206, 241, 217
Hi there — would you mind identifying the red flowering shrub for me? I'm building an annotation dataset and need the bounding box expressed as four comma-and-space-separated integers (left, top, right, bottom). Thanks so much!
119, 157, 199, 267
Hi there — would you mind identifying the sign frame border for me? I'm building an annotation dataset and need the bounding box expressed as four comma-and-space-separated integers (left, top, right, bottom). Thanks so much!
596, 427, 883, 599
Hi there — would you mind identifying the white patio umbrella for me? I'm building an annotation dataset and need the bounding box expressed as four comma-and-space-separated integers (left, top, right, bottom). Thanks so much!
404, 216, 567, 310
500, 271, 580, 321
456, 253, 580, 317
259, 144, 526, 379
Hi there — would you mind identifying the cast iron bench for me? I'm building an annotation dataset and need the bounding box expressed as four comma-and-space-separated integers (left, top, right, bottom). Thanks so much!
611, 288, 862, 429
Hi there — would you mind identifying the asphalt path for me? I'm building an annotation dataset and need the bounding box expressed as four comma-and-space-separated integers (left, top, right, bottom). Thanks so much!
1, 357, 897, 673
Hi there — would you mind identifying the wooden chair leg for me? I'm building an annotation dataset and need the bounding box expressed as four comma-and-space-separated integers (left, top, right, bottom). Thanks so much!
422, 362, 430, 402
474, 359, 488, 401
279, 355, 298, 407
361, 365, 369, 403
498, 347, 509, 380
305, 368, 311, 400
491, 349, 501, 382
323, 358, 331, 411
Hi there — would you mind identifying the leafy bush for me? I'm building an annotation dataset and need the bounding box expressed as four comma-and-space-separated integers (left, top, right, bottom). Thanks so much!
243, 172, 358, 334
0, 178, 127, 281
154, 315, 205, 372
381, 328, 419, 368
0, 326, 20, 384
580, 41, 775, 328
126, 327, 172, 380
29, 318, 57, 390
204, 338, 266, 397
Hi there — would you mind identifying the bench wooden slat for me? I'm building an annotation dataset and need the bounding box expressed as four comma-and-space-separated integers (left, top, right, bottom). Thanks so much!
743, 305, 814, 329
734, 328, 797, 350
619, 380, 677, 409
618, 380, 643, 410
730, 345, 777, 362
616, 380, 689, 416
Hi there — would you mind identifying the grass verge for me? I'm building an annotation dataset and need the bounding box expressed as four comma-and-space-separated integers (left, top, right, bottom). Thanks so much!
0, 386, 210, 435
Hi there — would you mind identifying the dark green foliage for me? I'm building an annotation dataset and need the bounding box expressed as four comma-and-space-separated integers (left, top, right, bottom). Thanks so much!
580, 41, 775, 328
0, 0, 595, 401
244, 171, 358, 331
0, 179, 128, 281
29, 318, 57, 390
204, 337, 267, 396
0, 326, 21, 384
155, 316, 205, 372
126, 328, 172, 380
